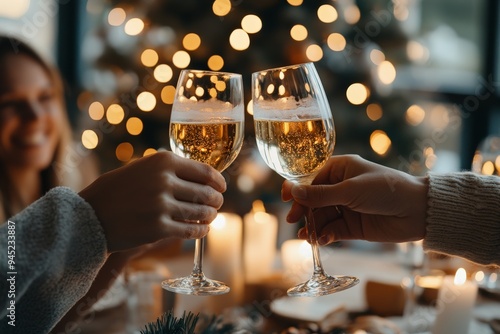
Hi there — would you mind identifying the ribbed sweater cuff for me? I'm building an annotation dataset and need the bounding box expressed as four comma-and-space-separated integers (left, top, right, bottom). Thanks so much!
424, 172, 500, 266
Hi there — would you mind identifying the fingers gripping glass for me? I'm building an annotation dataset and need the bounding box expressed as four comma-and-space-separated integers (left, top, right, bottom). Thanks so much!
162, 70, 244, 295
252, 62, 359, 297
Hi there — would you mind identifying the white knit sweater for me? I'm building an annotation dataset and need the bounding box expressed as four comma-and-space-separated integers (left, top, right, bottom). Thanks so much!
0, 187, 107, 333
425, 172, 500, 266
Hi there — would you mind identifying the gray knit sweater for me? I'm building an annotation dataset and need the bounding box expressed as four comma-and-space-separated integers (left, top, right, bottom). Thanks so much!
0, 187, 107, 333
425, 172, 500, 266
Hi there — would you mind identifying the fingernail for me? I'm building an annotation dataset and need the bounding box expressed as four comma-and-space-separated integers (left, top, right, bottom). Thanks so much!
318, 235, 329, 245
292, 186, 307, 200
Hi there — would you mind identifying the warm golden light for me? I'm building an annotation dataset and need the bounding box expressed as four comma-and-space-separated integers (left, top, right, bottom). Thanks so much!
482, 161, 495, 175
317, 4, 338, 23
377, 61, 396, 84
241, 14, 262, 34
141, 49, 159, 67
366, 103, 383, 121
126, 117, 143, 135
406, 105, 426, 126
143, 148, 157, 156
346, 83, 369, 105
229, 29, 250, 51
370, 49, 385, 65
172, 50, 191, 68
207, 55, 224, 71
370, 130, 391, 156
454, 268, 467, 286
137, 91, 156, 112
213, 0, 231, 17
327, 33, 346, 51
247, 100, 254, 116
306, 44, 323, 61
106, 104, 125, 124
108, 7, 126, 26
290, 24, 308, 41
161, 85, 176, 104
287, 0, 303, 6
183, 33, 201, 51
116, 142, 134, 162
124, 18, 145, 36
394, 5, 409, 21
496, 156, 500, 173
154, 64, 173, 82
81, 130, 98, 149
344, 5, 361, 24
88, 101, 105, 120
407, 41, 429, 63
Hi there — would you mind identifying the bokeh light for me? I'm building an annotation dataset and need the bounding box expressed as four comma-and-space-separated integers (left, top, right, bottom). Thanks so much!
126, 117, 144, 135
124, 18, 144, 36
377, 61, 396, 84
172, 50, 191, 68
208, 55, 224, 71
88, 101, 105, 120
161, 85, 176, 104
81, 130, 98, 149
213, 0, 231, 16
241, 15, 262, 34
306, 44, 323, 61
370, 130, 391, 155
290, 24, 308, 41
106, 104, 125, 124
366, 103, 383, 121
406, 104, 426, 126
137, 91, 156, 112
229, 29, 250, 51
317, 4, 338, 23
346, 83, 369, 105
141, 49, 159, 67
327, 33, 346, 51
108, 7, 126, 26
154, 64, 173, 82
183, 33, 201, 51
116, 142, 134, 162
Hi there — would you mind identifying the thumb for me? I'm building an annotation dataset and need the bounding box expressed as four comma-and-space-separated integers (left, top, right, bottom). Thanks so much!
291, 183, 348, 208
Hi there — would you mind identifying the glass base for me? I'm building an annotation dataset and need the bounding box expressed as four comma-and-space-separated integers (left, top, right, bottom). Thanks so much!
161, 274, 230, 296
287, 274, 359, 297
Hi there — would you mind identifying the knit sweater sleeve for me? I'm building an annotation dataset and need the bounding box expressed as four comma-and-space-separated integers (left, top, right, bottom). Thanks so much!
424, 172, 500, 266
0, 187, 108, 333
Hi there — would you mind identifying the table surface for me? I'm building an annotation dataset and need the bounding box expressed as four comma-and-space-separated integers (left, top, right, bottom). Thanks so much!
75, 246, 500, 333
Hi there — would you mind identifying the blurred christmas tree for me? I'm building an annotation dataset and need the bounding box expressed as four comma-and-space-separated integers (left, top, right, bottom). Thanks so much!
78, 0, 461, 210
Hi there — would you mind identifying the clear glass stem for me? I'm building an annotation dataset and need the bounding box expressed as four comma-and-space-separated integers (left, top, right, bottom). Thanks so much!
192, 237, 204, 277
306, 207, 326, 277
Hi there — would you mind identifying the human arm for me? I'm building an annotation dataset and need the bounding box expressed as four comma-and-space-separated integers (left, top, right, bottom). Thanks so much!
282, 154, 500, 266
1, 151, 226, 333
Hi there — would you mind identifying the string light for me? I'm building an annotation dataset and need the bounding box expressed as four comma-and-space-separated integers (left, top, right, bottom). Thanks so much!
141, 49, 159, 67
137, 91, 156, 112
154, 64, 173, 82
172, 50, 191, 68
213, 0, 231, 16
406, 105, 425, 126
241, 15, 262, 34
143, 148, 157, 156
161, 85, 176, 104
124, 18, 144, 35
370, 130, 391, 156
366, 103, 383, 121
327, 33, 346, 51
183, 33, 201, 50
290, 24, 308, 41
229, 29, 250, 51
88, 101, 105, 120
377, 60, 396, 84
346, 83, 369, 105
126, 117, 143, 135
317, 4, 338, 23
108, 7, 126, 26
116, 142, 134, 162
106, 104, 125, 124
81, 130, 99, 149
207, 55, 224, 71
305, 44, 323, 61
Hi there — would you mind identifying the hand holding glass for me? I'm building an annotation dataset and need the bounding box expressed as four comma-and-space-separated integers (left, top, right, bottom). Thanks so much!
162, 70, 244, 295
252, 62, 359, 296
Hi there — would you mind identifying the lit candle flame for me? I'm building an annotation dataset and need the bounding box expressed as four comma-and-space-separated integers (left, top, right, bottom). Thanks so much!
454, 268, 467, 286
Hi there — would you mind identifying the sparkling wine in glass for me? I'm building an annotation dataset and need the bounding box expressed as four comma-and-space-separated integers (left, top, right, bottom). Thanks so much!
252, 62, 359, 297
162, 69, 244, 295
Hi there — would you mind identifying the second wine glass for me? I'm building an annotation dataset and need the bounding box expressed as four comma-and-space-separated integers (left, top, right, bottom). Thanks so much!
252, 62, 359, 297
162, 69, 244, 295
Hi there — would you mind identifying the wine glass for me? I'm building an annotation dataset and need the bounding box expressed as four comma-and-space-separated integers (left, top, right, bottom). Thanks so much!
252, 62, 359, 297
162, 69, 244, 295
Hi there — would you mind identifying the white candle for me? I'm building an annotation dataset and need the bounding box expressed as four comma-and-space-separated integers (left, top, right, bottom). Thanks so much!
432, 268, 478, 334
206, 213, 243, 312
281, 239, 312, 284
243, 200, 278, 283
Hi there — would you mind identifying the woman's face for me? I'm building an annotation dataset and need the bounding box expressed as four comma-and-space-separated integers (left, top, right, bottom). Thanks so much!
0, 54, 63, 171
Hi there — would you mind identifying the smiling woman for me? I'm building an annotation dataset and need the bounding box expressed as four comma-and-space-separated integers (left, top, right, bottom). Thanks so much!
0, 36, 98, 222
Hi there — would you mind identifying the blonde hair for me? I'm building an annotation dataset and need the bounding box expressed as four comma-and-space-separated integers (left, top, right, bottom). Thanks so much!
0, 36, 95, 221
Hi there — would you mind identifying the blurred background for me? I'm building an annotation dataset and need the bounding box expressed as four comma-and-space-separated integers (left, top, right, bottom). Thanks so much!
1, 0, 498, 217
